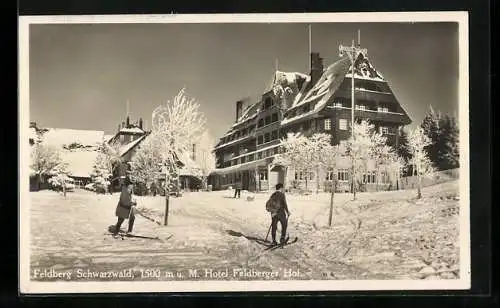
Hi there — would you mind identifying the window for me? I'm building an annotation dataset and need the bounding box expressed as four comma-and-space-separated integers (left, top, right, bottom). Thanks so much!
303, 121, 310, 131
265, 116, 271, 125
249, 154, 254, 161
258, 119, 264, 127
324, 118, 331, 130
257, 152, 263, 159
338, 169, 349, 182
271, 113, 278, 122
363, 171, 376, 184
257, 135, 264, 145
379, 126, 389, 134
356, 104, 366, 110
241, 156, 246, 164
333, 101, 343, 108
264, 98, 273, 109
378, 106, 389, 113
260, 171, 268, 181
326, 170, 335, 181
264, 133, 270, 143
339, 119, 348, 130
271, 130, 278, 140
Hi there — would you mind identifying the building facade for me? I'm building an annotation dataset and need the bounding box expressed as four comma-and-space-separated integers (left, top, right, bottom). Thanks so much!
211, 45, 412, 193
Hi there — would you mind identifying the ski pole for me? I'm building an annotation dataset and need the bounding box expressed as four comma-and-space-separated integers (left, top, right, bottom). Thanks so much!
265, 221, 272, 242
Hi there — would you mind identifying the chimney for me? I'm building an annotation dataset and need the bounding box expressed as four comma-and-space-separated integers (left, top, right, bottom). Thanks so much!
139, 118, 143, 130
126, 116, 130, 127
121, 121, 125, 129
310, 52, 324, 87
236, 100, 244, 122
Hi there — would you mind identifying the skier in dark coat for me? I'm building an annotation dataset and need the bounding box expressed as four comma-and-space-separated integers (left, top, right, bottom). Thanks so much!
268, 183, 291, 245
113, 183, 137, 235
233, 181, 242, 198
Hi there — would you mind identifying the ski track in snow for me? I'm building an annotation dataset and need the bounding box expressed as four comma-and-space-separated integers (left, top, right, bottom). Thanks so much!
29, 181, 460, 281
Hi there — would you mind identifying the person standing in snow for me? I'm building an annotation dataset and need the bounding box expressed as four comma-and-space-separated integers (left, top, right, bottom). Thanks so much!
233, 181, 242, 198
266, 183, 291, 245
113, 182, 137, 235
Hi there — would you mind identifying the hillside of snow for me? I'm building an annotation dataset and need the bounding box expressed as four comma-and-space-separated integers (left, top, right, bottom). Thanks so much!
30, 180, 460, 281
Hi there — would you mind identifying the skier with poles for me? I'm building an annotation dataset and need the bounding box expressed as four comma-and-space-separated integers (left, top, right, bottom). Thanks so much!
112, 180, 137, 236
265, 183, 291, 246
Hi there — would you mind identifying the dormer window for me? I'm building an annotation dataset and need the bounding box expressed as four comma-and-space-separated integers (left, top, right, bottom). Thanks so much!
378, 106, 389, 113
356, 105, 366, 110
379, 126, 389, 134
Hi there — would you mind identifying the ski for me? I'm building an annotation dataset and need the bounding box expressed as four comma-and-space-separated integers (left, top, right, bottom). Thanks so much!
263, 236, 298, 251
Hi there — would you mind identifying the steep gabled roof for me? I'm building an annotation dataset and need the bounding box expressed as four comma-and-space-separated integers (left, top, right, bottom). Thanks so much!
284, 55, 352, 121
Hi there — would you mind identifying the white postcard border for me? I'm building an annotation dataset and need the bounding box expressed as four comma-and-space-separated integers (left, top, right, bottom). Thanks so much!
19, 11, 470, 294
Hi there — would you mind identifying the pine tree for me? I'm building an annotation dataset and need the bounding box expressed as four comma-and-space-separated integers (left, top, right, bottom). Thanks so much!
90, 145, 113, 193
396, 128, 413, 172
421, 107, 460, 171
441, 114, 460, 170
129, 135, 167, 195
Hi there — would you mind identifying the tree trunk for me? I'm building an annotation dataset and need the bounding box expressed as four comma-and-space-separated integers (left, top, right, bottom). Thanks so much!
63, 179, 66, 197
315, 167, 319, 194
328, 178, 336, 227
164, 193, 170, 225
375, 164, 380, 192
352, 160, 357, 200
417, 174, 422, 199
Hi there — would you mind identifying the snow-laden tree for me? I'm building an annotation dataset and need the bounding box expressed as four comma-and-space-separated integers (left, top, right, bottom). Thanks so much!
345, 120, 374, 199
90, 144, 114, 193
369, 131, 394, 191
275, 132, 312, 192
151, 88, 206, 225
408, 126, 434, 199
308, 133, 332, 194
47, 162, 70, 196
30, 143, 65, 191
315, 137, 342, 227
129, 135, 163, 192
194, 131, 217, 191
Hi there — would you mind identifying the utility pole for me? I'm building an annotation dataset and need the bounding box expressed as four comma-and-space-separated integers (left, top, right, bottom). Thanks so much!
339, 31, 367, 199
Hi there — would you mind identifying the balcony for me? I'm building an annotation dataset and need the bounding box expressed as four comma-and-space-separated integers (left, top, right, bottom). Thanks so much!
327, 106, 411, 125
335, 88, 398, 105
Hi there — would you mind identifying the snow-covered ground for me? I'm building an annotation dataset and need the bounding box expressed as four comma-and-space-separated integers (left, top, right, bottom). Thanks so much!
29, 181, 460, 281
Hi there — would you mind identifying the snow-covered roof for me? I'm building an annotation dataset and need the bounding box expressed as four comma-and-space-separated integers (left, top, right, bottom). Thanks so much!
103, 135, 114, 143
345, 53, 385, 82
264, 70, 310, 94
119, 127, 145, 134
61, 150, 100, 178
290, 55, 351, 111
232, 101, 260, 128
42, 128, 105, 148
118, 135, 147, 157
